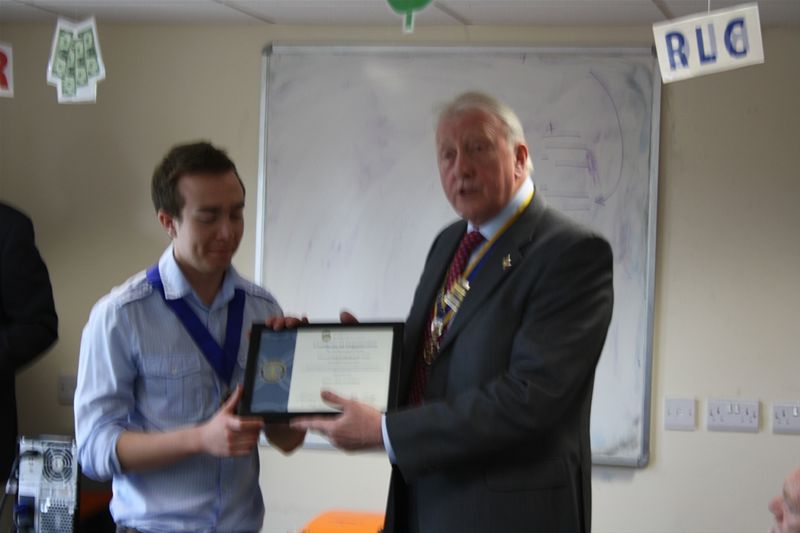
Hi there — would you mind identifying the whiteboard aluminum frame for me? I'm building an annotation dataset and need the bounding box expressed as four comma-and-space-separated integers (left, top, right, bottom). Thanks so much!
589, 61, 661, 468
254, 45, 271, 286
255, 44, 661, 467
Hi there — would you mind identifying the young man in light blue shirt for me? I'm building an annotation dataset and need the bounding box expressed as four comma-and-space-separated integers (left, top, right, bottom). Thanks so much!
75, 142, 304, 533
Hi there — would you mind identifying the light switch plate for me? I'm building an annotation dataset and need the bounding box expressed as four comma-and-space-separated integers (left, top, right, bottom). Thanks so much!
665, 397, 696, 430
773, 403, 800, 434
58, 373, 77, 406
707, 398, 759, 432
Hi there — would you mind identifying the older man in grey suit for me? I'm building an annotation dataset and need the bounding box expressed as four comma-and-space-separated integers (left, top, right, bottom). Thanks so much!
292, 91, 614, 533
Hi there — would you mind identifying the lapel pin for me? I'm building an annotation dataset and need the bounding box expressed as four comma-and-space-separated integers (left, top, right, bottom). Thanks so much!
502, 254, 512, 271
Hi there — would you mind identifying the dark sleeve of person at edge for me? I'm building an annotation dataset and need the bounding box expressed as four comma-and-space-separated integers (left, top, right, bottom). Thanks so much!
0, 204, 59, 483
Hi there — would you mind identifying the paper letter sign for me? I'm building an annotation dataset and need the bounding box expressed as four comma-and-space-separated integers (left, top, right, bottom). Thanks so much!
653, 3, 763, 83
0, 43, 13, 98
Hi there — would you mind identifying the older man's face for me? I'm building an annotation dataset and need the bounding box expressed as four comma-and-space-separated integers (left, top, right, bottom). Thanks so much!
436, 108, 527, 226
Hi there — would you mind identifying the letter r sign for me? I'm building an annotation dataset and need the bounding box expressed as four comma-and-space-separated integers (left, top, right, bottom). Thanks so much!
0, 42, 13, 97
652, 3, 764, 83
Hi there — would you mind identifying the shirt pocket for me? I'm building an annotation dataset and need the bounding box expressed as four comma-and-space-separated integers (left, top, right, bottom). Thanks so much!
139, 354, 207, 426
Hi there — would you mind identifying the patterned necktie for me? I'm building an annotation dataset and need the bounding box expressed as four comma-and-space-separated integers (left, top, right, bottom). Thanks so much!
408, 230, 484, 405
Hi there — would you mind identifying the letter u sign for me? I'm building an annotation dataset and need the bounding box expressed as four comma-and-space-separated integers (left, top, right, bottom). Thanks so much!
653, 3, 764, 83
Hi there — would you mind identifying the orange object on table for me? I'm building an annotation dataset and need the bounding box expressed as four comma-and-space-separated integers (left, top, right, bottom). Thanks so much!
299, 509, 384, 533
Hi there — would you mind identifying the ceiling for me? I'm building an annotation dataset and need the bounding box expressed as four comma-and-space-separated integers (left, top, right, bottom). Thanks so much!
0, 0, 798, 27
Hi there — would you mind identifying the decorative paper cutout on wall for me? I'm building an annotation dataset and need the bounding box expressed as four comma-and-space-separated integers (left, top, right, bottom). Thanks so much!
47, 17, 106, 103
386, 0, 433, 33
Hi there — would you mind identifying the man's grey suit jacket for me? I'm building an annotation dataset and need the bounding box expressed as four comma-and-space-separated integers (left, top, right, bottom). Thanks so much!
384, 192, 614, 533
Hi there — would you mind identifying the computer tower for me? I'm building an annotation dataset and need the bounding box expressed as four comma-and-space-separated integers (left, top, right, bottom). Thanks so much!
15, 436, 79, 533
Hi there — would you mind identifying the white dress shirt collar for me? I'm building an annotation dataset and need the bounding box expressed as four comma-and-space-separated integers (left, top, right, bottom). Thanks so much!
467, 177, 534, 240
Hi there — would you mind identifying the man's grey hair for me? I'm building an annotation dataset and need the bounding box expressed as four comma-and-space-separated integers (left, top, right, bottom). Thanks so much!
436, 91, 534, 176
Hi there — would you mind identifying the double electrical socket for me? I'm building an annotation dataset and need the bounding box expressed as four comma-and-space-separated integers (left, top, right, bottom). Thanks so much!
773, 403, 800, 434
707, 398, 759, 432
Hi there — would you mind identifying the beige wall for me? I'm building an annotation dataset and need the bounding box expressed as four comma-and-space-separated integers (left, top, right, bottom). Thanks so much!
1, 21, 798, 533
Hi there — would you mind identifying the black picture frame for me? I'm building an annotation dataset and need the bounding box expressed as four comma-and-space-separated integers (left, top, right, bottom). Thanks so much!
240, 322, 402, 421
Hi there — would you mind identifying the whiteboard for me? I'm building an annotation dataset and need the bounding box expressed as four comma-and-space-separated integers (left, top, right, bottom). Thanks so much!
255, 45, 660, 467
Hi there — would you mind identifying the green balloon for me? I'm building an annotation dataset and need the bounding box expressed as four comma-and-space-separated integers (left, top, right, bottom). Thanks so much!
386, 0, 433, 31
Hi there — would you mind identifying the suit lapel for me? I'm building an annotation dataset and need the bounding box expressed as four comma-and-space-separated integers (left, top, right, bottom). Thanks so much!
437, 195, 545, 354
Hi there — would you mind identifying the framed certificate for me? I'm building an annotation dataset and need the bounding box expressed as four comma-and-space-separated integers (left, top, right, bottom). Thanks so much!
240, 322, 402, 420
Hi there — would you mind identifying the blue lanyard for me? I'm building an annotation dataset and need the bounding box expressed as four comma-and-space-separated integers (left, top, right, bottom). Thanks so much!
465, 247, 491, 284
146, 265, 245, 385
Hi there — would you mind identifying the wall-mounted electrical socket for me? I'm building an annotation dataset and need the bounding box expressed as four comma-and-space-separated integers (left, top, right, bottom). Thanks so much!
707, 398, 759, 433
773, 402, 800, 435
57, 373, 77, 406
665, 397, 696, 430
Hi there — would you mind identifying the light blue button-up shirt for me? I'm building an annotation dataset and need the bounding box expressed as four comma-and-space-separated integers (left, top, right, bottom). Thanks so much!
75, 246, 282, 533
